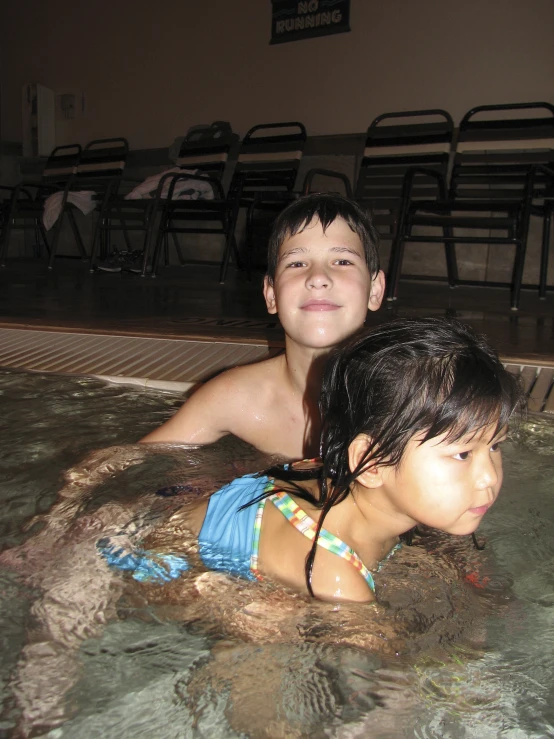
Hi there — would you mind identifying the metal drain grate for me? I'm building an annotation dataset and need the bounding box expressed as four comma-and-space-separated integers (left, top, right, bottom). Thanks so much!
0, 327, 280, 391
169, 317, 281, 330
0, 327, 552, 413
504, 363, 554, 414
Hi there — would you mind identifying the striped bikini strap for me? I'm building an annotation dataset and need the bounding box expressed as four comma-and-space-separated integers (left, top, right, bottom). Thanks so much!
268, 491, 376, 592
249, 478, 275, 580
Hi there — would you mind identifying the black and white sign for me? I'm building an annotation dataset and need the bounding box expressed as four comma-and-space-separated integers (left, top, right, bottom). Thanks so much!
270, 0, 351, 45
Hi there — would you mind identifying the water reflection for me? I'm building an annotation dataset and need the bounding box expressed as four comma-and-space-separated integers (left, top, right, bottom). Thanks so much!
0, 370, 552, 737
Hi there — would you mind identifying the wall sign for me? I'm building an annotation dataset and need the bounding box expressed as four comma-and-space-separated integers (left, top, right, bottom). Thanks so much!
270, 0, 351, 45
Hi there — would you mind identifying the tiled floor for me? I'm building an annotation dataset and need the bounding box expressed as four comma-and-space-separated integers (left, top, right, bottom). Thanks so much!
1, 259, 553, 360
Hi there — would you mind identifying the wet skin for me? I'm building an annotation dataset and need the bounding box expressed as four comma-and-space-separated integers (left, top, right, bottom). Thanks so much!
359, 422, 508, 539
263, 218, 384, 352
140, 218, 384, 458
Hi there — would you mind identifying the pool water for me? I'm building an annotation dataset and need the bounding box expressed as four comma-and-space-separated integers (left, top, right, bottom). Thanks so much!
0, 368, 553, 738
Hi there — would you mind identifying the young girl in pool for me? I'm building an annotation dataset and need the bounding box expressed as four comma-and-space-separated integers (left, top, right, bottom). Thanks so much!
99, 317, 523, 603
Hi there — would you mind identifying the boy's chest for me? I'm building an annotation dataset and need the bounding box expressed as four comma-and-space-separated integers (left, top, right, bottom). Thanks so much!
243, 394, 320, 460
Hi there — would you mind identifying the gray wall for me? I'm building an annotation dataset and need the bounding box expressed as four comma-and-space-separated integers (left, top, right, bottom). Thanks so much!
1, 0, 552, 285
1, 0, 552, 147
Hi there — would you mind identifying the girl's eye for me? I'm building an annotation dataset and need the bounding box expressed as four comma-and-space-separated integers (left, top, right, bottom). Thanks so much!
287, 261, 305, 268
490, 441, 503, 452
335, 259, 353, 266
453, 451, 470, 461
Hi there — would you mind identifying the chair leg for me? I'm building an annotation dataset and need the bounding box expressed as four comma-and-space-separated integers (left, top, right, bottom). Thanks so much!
219, 206, 240, 284
172, 233, 186, 265
510, 240, 526, 311
33, 222, 42, 257
510, 199, 535, 310
150, 225, 166, 278
123, 226, 134, 252
386, 235, 406, 301
233, 234, 244, 270
140, 229, 154, 278
67, 209, 87, 257
539, 209, 551, 300
0, 219, 7, 266
47, 214, 65, 269
89, 212, 105, 271
220, 232, 240, 284
443, 226, 458, 287
0, 225, 12, 266
38, 221, 51, 257
142, 206, 162, 278
105, 219, 112, 258
115, 206, 134, 252
244, 202, 257, 281
0, 198, 18, 266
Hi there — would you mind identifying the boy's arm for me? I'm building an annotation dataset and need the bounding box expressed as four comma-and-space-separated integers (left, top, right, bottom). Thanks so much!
139, 369, 249, 445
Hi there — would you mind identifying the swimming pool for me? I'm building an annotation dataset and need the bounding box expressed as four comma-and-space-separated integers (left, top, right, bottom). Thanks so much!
0, 367, 553, 738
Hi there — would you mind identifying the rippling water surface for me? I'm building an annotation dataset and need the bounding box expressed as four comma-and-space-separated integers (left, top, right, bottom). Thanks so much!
0, 368, 553, 738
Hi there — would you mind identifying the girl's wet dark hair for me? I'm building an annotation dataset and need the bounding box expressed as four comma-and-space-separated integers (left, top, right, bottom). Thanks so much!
254, 317, 525, 596
319, 317, 524, 484
265, 193, 380, 283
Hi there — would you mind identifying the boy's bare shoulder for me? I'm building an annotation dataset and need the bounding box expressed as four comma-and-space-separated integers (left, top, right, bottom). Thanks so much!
140, 355, 285, 445
210, 355, 284, 398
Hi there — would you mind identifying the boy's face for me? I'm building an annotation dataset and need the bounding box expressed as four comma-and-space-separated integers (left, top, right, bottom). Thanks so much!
263, 218, 384, 351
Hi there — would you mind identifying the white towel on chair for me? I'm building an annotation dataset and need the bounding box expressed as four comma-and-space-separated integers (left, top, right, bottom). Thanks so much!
43, 191, 97, 231
124, 168, 215, 201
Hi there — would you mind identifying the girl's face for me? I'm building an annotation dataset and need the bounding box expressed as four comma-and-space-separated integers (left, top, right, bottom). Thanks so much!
375, 421, 507, 536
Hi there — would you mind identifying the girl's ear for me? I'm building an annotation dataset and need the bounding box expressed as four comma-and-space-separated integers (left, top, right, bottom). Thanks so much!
348, 434, 387, 488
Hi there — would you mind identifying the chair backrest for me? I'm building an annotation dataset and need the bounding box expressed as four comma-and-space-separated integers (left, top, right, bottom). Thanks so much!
451, 102, 554, 201
355, 110, 453, 235
175, 121, 237, 180
230, 121, 307, 201
75, 138, 129, 190
40, 144, 82, 188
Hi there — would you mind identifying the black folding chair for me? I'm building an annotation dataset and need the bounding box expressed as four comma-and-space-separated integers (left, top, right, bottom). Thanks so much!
147, 122, 238, 278
242, 167, 353, 279
222, 121, 307, 282
0, 144, 83, 266
355, 109, 454, 247
55, 137, 129, 270
387, 102, 554, 310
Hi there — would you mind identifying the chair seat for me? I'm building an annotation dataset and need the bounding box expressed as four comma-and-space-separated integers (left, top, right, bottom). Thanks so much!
240, 190, 297, 203
241, 193, 298, 213
104, 198, 154, 210
9, 200, 45, 216
165, 198, 228, 210
164, 199, 230, 222
531, 200, 554, 216
409, 214, 517, 230
411, 199, 522, 214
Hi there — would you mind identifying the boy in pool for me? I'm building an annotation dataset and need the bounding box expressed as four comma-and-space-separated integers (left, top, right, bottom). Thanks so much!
104, 318, 524, 603
140, 193, 385, 459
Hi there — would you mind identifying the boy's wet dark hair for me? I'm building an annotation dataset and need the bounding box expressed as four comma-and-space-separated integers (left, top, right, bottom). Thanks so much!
257, 317, 525, 595
266, 193, 380, 284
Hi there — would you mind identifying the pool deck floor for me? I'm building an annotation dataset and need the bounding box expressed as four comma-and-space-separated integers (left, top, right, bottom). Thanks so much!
0, 259, 553, 399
